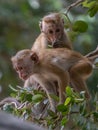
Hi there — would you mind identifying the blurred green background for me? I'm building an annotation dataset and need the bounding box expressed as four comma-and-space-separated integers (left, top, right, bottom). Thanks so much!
0, 0, 98, 99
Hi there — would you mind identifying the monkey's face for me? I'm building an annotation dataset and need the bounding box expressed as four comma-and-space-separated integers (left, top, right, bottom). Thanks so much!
11, 50, 39, 80
41, 20, 64, 47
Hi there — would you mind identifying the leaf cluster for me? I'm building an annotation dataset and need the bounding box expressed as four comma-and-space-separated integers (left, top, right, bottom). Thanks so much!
1, 86, 98, 130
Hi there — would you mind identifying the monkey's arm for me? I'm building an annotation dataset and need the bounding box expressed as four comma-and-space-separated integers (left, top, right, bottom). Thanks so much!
33, 74, 57, 112
31, 33, 48, 51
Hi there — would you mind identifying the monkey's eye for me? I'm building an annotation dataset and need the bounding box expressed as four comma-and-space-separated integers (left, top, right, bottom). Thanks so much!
18, 66, 23, 70
56, 29, 60, 32
49, 30, 53, 34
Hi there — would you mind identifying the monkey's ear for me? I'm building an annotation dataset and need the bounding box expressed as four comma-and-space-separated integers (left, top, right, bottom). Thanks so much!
30, 52, 39, 64
11, 57, 13, 62
39, 21, 42, 30
62, 18, 64, 25
11, 56, 15, 63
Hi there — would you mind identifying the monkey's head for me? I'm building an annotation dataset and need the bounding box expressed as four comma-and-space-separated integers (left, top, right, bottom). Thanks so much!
39, 13, 64, 47
11, 49, 39, 80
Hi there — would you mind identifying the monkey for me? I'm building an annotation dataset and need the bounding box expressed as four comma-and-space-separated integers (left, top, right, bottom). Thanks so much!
11, 48, 92, 111
11, 49, 70, 112
32, 13, 72, 51
32, 12, 98, 59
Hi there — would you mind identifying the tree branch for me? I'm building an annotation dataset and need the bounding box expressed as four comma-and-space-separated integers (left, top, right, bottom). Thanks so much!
66, 0, 85, 14
85, 46, 98, 69
85, 46, 98, 58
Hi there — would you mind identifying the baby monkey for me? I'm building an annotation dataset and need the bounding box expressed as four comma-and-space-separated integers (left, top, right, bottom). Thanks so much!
32, 13, 72, 51
11, 48, 92, 111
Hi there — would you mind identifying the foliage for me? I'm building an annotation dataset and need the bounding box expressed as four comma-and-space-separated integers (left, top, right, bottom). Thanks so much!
1, 86, 98, 130
82, 0, 98, 17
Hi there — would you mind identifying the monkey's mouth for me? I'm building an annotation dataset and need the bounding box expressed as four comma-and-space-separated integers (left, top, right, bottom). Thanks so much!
52, 42, 62, 48
19, 72, 29, 80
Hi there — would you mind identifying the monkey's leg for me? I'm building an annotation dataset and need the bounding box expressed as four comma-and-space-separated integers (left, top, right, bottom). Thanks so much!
69, 60, 92, 99
43, 81, 57, 112
58, 71, 69, 104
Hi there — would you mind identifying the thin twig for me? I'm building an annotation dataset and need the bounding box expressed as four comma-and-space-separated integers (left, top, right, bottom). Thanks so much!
85, 46, 98, 57
62, 0, 85, 30
63, 13, 73, 31
66, 0, 85, 14
0, 97, 21, 107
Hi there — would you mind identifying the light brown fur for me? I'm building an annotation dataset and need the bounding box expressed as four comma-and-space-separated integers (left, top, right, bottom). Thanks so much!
11, 48, 92, 111
32, 13, 72, 51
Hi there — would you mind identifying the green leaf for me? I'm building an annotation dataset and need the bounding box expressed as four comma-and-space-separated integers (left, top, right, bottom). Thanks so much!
48, 45, 53, 48
19, 92, 26, 101
61, 117, 68, 126
72, 20, 88, 33
32, 94, 44, 103
93, 112, 98, 119
10, 93, 17, 98
64, 97, 71, 106
33, 89, 46, 96
47, 110, 56, 117
88, 4, 98, 17
25, 94, 33, 102
82, 1, 96, 8
49, 94, 59, 102
66, 86, 73, 96
57, 104, 68, 112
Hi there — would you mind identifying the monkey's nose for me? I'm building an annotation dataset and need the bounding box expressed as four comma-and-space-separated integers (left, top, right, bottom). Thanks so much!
52, 42, 59, 48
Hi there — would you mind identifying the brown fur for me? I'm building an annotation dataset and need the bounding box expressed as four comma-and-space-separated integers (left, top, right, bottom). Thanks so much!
32, 13, 72, 50
11, 48, 92, 111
